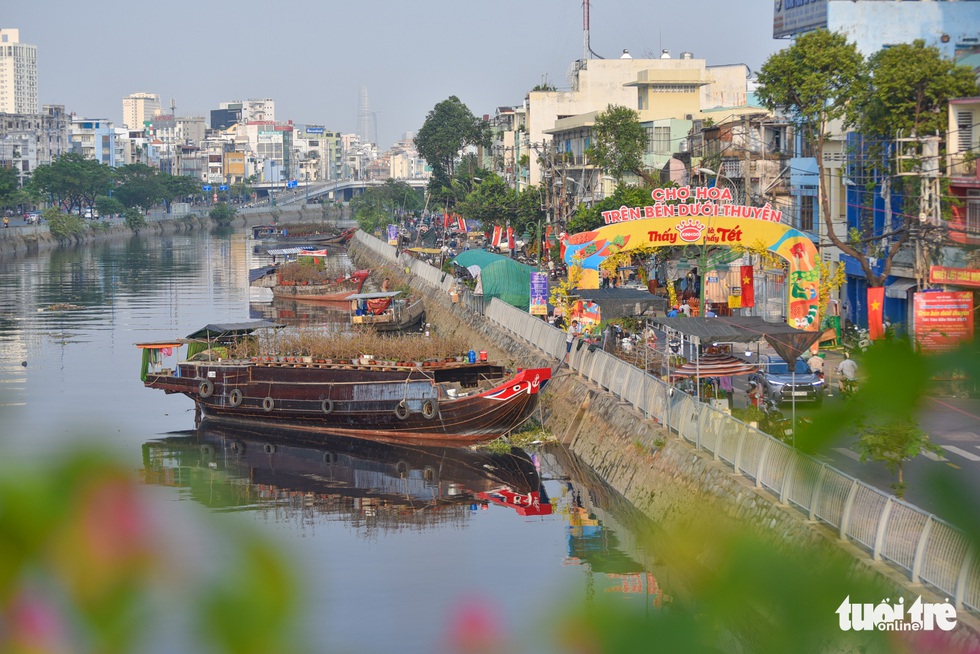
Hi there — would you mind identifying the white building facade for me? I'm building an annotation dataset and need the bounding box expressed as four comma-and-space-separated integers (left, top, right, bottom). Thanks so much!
0, 29, 37, 114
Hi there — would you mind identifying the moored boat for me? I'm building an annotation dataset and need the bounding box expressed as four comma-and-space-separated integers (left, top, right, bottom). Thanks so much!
251, 259, 370, 304
137, 321, 551, 445
348, 291, 426, 333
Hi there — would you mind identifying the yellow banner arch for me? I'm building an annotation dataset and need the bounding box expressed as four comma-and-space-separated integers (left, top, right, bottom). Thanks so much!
561, 192, 820, 329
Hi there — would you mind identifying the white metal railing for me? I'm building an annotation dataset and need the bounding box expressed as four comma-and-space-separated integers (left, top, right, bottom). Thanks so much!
352, 229, 979, 613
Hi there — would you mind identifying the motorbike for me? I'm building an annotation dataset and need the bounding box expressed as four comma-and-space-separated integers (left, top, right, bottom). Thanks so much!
841, 321, 871, 353
760, 399, 795, 442
839, 377, 858, 398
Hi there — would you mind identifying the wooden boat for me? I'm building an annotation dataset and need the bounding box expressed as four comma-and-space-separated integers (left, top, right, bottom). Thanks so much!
251, 264, 370, 304
251, 225, 356, 247
141, 425, 552, 518
137, 321, 551, 445
347, 291, 426, 333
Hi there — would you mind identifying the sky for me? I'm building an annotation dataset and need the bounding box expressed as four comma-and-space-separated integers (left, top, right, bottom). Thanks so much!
9, 1, 787, 150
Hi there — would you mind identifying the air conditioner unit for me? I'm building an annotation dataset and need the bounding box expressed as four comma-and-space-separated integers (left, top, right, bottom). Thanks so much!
685, 114, 694, 120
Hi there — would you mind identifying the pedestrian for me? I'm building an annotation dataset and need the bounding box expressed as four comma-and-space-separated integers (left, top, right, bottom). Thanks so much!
747, 380, 764, 409
3, 217, 8, 228
667, 306, 679, 318
679, 299, 691, 317
565, 320, 581, 355
808, 353, 825, 376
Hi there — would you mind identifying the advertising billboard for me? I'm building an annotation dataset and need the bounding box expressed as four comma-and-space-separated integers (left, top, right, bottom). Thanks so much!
914, 291, 974, 353
773, 0, 828, 39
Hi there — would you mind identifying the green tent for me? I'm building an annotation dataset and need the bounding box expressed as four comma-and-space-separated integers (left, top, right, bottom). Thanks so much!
451, 251, 537, 309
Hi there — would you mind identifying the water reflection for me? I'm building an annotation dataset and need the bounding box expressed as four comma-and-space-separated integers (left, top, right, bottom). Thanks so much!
249, 298, 350, 328
141, 423, 552, 531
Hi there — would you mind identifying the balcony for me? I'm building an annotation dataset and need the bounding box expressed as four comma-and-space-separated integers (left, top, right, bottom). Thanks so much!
948, 153, 979, 182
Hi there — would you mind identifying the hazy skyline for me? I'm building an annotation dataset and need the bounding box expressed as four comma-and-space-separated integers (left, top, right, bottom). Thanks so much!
9, 1, 786, 149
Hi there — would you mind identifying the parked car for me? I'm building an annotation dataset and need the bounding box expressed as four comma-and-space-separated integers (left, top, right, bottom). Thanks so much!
748, 355, 824, 406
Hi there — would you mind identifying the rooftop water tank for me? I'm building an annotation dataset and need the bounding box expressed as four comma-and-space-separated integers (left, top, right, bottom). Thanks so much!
681, 51, 694, 59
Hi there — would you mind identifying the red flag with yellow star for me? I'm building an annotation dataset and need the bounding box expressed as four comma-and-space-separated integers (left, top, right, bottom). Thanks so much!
868, 286, 885, 340
740, 265, 755, 308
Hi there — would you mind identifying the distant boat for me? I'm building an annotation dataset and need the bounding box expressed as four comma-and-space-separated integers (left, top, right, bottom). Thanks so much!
250, 225, 356, 247
142, 425, 552, 518
251, 258, 371, 305
137, 321, 551, 446
347, 291, 426, 333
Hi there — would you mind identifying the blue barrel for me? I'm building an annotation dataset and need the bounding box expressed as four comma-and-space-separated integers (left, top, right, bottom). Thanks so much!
468, 350, 476, 363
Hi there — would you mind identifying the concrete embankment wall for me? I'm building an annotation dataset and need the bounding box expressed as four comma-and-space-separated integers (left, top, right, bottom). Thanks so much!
349, 237, 980, 644
0, 205, 346, 258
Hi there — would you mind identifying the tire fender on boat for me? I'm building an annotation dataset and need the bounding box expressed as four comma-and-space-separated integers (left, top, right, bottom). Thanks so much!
395, 460, 410, 477
263, 443, 276, 455
394, 400, 410, 420
323, 451, 337, 464
422, 398, 438, 419
228, 388, 243, 407
262, 396, 274, 412
230, 441, 245, 455
199, 379, 214, 398
321, 398, 334, 414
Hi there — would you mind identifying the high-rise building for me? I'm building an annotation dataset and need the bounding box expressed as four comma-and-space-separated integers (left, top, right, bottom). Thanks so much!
0, 29, 38, 114
122, 92, 162, 130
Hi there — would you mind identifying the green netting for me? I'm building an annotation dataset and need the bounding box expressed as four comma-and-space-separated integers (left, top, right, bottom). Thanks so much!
480, 259, 536, 308
451, 250, 509, 270
451, 251, 537, 308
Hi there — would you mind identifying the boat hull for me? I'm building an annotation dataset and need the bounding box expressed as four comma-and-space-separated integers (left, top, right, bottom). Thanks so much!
144, 361, 550, 445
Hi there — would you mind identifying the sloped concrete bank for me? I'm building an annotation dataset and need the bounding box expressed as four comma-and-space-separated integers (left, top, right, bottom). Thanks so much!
350, 240, 980, 644
0, 205, 343, 258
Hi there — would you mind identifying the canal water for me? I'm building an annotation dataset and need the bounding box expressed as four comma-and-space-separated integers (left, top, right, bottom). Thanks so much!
0, 230, 669, 653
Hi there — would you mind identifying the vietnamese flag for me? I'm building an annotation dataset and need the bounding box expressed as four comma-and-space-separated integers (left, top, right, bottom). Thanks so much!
868, 286, 885, 340
740, 265, 755, 308
506, 226, 515, 251
442, 212, 451, 229
491, 225, 502, 248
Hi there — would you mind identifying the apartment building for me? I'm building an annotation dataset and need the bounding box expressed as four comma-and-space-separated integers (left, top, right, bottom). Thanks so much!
122, 92, 161, 130
0, 29, 38, 114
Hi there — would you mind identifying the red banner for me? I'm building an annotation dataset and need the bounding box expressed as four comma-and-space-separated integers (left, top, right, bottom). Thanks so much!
914, 291, 974, 353
740, 265, 755, 308
867, 286, 885, 340
490, 225, 502, 248
442, 212, 451, 229
456, 215, 466, 232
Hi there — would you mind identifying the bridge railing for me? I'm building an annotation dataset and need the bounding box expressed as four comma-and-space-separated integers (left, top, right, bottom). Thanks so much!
352, 229, 979, 614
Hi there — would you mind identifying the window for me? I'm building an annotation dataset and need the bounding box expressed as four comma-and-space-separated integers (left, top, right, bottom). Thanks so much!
799, 195, 815, 232
652, 126, 671, 154
957, 110, 973, 152
968, 190, 980, 237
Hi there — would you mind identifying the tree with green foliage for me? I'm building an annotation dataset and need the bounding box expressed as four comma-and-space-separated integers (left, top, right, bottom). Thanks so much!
350, 179, 423, 233
0, 166, 20, 210
45, 207, 85, 240
567, 184, 653, 234
414, 96, 491, 209
209, 203, 237, 225
29, 153, 114, 215
587, 105, 649, 184
855, 415, 942, 498
123, 207, 148, 231
756, 31, 866, 275
113, 164, 165, 211
95, 195, 125, 220
851, 40, 979, 285
756, 31, 976, 288
160, 174, 202, 213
